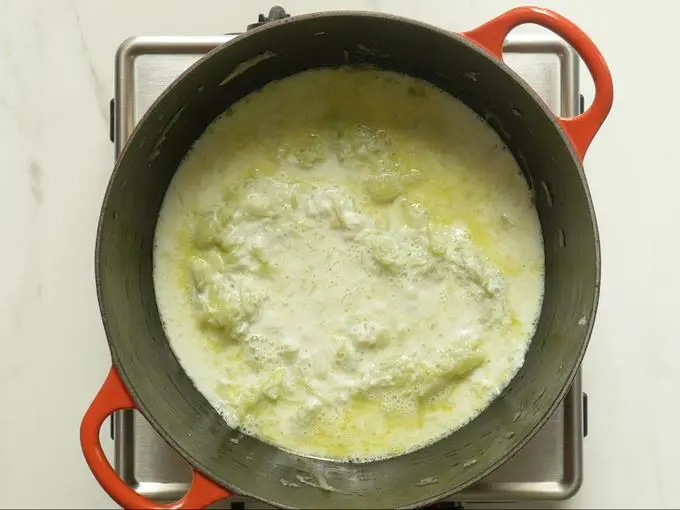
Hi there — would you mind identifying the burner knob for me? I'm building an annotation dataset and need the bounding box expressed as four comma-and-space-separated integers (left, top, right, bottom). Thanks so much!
247, 6, 291, 30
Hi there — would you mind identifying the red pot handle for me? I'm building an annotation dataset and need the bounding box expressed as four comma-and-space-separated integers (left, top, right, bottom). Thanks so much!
80, 367, 232, 509
463, 6, 613, 161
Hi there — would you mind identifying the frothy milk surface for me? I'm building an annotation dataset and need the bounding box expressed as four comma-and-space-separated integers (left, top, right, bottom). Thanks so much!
153, 68, 545, 461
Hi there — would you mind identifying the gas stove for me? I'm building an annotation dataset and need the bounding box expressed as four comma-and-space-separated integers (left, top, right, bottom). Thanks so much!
107, 11, 588, 508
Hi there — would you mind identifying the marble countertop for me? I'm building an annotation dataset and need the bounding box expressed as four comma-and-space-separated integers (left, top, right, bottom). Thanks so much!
0, 0, 677, 508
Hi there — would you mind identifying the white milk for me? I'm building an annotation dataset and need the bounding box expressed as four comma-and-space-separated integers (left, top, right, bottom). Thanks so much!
153, 68, 544, 461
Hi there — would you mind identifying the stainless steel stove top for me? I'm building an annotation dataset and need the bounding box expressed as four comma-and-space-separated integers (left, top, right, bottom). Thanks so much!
109, 26, 587, 508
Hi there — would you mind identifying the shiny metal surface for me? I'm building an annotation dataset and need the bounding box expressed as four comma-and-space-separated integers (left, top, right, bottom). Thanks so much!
112, 32, 583, 504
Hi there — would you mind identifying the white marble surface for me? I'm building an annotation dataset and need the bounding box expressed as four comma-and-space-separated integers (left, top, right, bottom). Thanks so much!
0, 0, 677, 508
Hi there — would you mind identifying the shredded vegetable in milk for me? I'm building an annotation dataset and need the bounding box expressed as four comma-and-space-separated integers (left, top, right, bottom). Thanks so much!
153, 68, 545, 461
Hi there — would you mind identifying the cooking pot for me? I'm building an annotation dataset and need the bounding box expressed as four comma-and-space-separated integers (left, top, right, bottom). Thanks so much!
81, 6, 612, 509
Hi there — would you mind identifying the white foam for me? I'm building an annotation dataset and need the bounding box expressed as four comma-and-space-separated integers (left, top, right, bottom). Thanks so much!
153, 68, 545, 461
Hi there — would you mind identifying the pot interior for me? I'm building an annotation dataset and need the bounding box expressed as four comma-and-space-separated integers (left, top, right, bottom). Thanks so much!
97, 12, 599, 509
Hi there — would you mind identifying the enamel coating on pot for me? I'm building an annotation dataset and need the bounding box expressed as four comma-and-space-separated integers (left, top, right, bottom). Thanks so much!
83, 7, 612, 509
